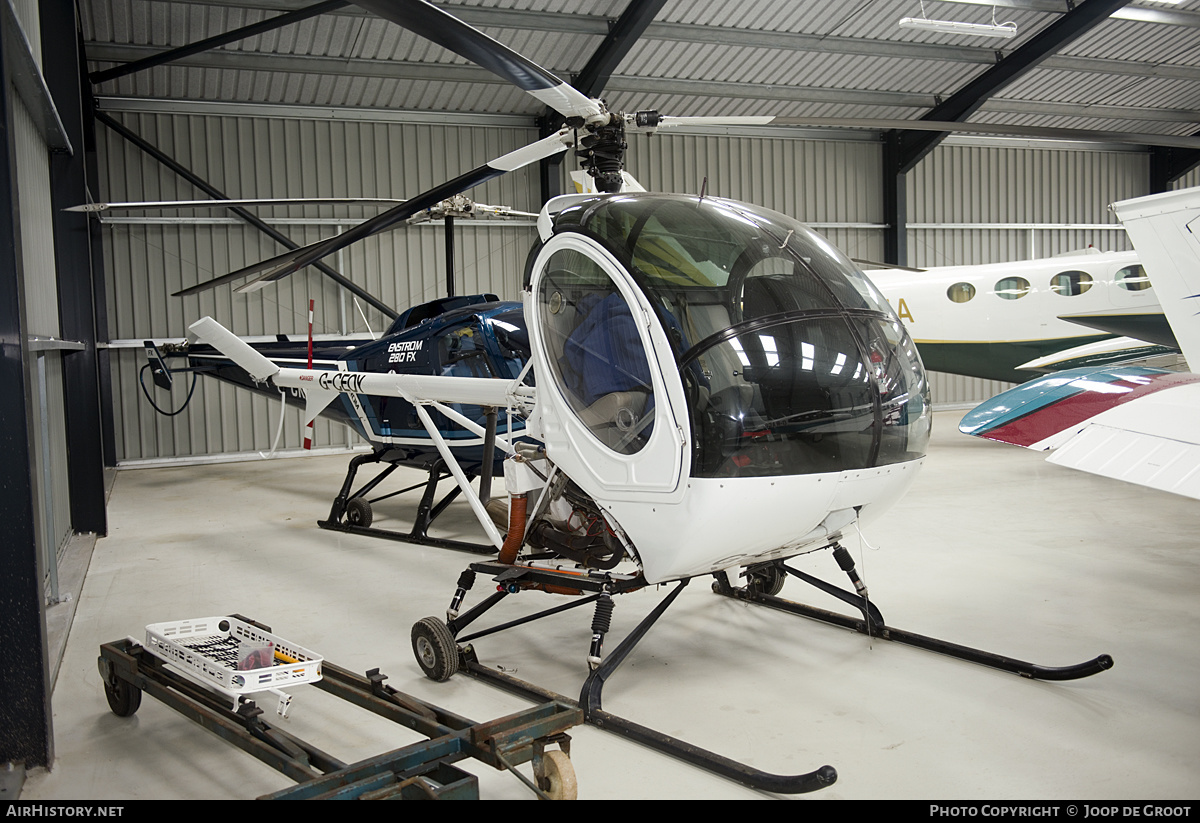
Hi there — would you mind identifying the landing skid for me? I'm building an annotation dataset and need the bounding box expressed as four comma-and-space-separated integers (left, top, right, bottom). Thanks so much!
317, 448, 497, 555
415, 560, 838, 795
409, 545, 1113, 795
715, 546, 1114, 681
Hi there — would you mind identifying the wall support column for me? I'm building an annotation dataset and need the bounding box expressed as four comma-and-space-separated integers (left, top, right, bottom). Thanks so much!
0, 1, 54, 773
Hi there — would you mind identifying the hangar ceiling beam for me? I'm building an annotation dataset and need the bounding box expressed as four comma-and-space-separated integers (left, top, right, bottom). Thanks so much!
568, 0, 667, 107
895, 0, 1134, 174
88, 0, 349, 86
1150, 139, 1200, 192
148, 0, 1200, 31
95, 112, 398, 320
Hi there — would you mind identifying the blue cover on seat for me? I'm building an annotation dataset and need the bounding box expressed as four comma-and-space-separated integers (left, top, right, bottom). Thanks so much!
560, 293, 652, 406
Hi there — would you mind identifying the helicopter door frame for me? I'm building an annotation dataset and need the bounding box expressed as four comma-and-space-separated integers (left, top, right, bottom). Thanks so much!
527, 232, 689, 501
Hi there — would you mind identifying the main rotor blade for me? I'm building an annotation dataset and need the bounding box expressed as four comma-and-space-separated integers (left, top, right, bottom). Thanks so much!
68, 198, 406, 212
350, 0, 602, 123
650, 115, 1200, 150
173, 128, 572, 298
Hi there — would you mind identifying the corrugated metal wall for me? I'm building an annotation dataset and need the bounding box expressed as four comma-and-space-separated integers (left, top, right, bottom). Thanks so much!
97, 113, 542, 462
908, 143, 1144, 267
98, 117, 1169, 461
623, 132, 885, 264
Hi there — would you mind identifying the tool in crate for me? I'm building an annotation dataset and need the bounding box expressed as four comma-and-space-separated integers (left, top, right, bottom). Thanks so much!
142, 615, 322, 717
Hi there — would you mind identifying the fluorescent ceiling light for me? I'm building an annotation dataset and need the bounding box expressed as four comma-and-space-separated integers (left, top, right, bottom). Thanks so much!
898, 17, 1018, 37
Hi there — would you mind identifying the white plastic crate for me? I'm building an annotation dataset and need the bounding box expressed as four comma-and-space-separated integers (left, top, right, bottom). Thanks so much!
144, 616, 322, 695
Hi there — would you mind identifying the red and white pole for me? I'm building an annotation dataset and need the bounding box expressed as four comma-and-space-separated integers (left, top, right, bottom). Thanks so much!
303, 298, 315, 450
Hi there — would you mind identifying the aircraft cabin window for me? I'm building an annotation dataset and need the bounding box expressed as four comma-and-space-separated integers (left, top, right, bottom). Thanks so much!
947, 282, 975, 303
537, 248, 656, 456
993, 277, 1031, 300
1116, 264, 1152, 291
1049, 270, 1093, 296
552, 193, 932, 480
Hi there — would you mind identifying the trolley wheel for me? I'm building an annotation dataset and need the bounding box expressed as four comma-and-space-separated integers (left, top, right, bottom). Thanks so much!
539, 749, 577, 801
411, 617, 459, 682
344, 497, 373, 528
748, 563, 786, 596
103, 676, 142, 717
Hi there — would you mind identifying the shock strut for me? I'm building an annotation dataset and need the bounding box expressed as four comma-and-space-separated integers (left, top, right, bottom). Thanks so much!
832, 543, 867, 599
448, 569, 476, 621
587, 592, 615, 670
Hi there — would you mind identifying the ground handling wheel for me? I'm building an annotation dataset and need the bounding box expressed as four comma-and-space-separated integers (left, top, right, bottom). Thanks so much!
537, 749, 577, 800
747, 562, 787, 596
102, 675, 142, 717
411, 617, 459, 682
344, 497, 373, 528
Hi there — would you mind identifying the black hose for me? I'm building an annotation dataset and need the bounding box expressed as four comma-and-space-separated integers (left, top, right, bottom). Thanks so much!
138, 363, 199, 416
529, 520, 624, 570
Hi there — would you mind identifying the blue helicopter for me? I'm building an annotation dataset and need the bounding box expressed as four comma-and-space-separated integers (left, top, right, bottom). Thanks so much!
146, 290, 532, 551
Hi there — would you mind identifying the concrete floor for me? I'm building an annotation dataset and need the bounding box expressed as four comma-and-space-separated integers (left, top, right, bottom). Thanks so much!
20, 411, 1200, 800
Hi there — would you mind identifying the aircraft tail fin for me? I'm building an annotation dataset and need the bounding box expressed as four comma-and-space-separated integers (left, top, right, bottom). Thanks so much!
188, 316, 280, 381
1111, 187, 1200, 370
303, 388, 340, 426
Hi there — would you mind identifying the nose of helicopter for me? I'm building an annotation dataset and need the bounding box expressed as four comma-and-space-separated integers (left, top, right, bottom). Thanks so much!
602, 456, 925, 584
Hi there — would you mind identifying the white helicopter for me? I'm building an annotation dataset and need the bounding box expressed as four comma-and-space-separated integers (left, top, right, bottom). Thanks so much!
864, 250, 1173, 384
186, 0, 1115, 794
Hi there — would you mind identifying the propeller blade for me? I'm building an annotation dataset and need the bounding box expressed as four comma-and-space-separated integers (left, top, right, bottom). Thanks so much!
174, 127, 572, 298
351, 0, 603, 123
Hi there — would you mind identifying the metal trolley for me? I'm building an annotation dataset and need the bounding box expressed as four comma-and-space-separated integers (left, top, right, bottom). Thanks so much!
97, 615, 581, 800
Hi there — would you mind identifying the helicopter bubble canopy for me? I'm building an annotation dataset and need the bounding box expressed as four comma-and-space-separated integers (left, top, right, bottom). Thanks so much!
526, 193, 932, 582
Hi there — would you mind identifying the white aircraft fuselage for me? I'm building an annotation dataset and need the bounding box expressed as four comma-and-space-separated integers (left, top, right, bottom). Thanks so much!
868, 250, 1163, 382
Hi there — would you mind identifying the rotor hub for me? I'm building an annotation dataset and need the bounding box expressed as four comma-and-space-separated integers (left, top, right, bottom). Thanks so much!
577, 114, 628, 194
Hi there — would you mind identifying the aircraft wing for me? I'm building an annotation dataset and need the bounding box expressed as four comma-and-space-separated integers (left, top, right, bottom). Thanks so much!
1016, 336, 1179, 374
1057, 308, 1177, 350
960, 366, 1200, 500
